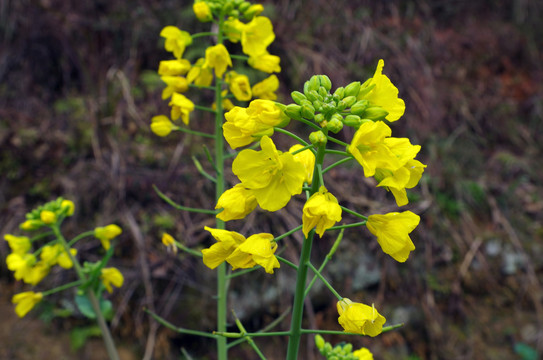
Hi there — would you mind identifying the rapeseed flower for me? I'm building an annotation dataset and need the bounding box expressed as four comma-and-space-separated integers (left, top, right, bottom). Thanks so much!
187, 58, 213, 86
232, 136, 305, 211
241, 16, 275, 57
204, 44, 232, 78
302, 186, 342, 238
12, 291, 43, 318
101, 267, 124, 293
193, 1, 212, 22
150, 115, 176, 137
158, 59, 191, 76
252, 74, 279, 100
289, 144, 315, 185
248, 52, 281, 73
40, 210, 56, 225
215, 184, 258, 221
160, 26, 192, 59
4, 234, 31, 255
160, 76, 189, 99
358, 59, 405, 122
353, 347, 374, 360
94, 224, 122, 250
169, 93, 195, 125
337, 298, 386, 337
226, 71, 252, 101
366, 211, 419, 262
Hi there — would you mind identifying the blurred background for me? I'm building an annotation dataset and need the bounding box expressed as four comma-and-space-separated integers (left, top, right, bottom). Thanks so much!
1, 0, 542, 359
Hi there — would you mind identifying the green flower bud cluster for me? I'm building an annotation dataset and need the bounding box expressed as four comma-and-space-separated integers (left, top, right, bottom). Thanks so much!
20, 197, 75, 230
285, 75, 390, 132
314, 335, 359, 360
205, 0, 263, 20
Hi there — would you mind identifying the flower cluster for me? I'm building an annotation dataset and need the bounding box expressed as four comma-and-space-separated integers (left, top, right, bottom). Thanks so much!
5, 198, 124, 318
150, 0, 282, 137
314, 334, 374, 360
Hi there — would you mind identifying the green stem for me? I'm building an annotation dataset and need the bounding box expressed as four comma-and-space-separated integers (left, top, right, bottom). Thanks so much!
276, 256, 299, 270
324, 149, 350, 156
230, 54, 249, 61
53, 225, 120, 360
274, 127, 311, 147
294, 117, 321, 130
328, 221, 366, 230
306, 262, 342, 300
340, 205, 368, 220
42, 280, 84, 296
304, 230, 343, 297
191, 31, 219, 39
301, 323, 404, 334
153, 185, 218, 214
232, 311, 267, 360
326, 136, 349, 147
175, 125, 215, 138
194, 104, 218, 113
322, 157, 353, 174
145, 308, 219, 338
215, 13, 228, 360
67, 230, 95, 248
273, 225, 303, 242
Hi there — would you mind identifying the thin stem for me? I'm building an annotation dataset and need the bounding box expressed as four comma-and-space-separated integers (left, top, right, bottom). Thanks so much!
290, 143, 316, 156
192, 156, 217, 183
326, 136, 349, 147
274, 127, 310, 147
175, 125, 215, 139
305, 230, 344, 297
174, 240, 203, 258
340, 205, 368, 220
145, 308, 219, 338
322, 157, 353, 174
153, 185, 218, 215
42, 280, 84, 296
273, 224, 302, 242
191, 31, 219, 39
307, 262, 342, 300
230, 54, 249, 61
276, 256, 298, 270
67, 230, 95, 248
194, 104, 218, 113
294, 117, 321, 130
232, 310, 267, 360
324, 149, 351, 156
215, 331, 290, 338
189, 84, 215, 91
300, 323, 404, 335
328, 221, 366, 230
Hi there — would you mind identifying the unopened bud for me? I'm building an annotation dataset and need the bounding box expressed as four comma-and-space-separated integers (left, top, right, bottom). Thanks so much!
326, 118, 343, 133
318, 86, 328, 98
344, 81, 361, 97
314, 113, 325, 124
333, 86, 345, 99
318, 75, 332, 91
244, 4, 264, 19
309, 130, 327, 146
362, 106, 389, 120
306, 90, 322, 103
291, 91, 306, 105
314, 335, 325, 350
284, 104, 303, 120
301, 103, 315, 119
305, 76, 320, 94
350, 100, 369, 116
340, 95, 357, 108
343, 114, 362, 128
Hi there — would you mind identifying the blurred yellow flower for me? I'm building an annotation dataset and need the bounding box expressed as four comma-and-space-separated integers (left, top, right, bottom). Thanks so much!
223, 17, 245, 43
353, 347, 374, 360
6, 253, 36, 281
226, 71, 252, 101
158, 59, 191, 76
302, 186, 342, 238
4, 234, 31, 255
337, 298, 386, 337
187, 58, 213, 86
150, 115, 176, 137
40, 210, 56, 225
101, 267, 124, 293
241, 16, 275, 57
204, 44, 232, 78
12, 291, 43, 318
252, 74, 279, 100
94, 224, 122, 250
193, 1, 212, 22
160, 76, 189, 99
169, 93, 195, 125
160, 26, 192, 59
248, 52, 281, 73
366, 211, 419, 262
289, 144, 315, 185
61, 200, 75, 216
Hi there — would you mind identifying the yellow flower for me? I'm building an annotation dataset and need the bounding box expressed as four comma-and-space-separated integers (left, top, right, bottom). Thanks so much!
216, 184, 258, 221
186, 58, 213, 86
150, 115, 176, 137
160, 26, 192, 59
40, 210, 56, 224
223, 17, 246, 43
61, 199, 75, 216
202, 227, 246, 269
158, 59, 191, 76
232, 136, 305, 211
223, 100, 286, 149
202, 227, 279, 274
302, 186, 342, 238
244, 4, 264, 19
204, 44, 232, 78
358, 59, 405, 122
6, 253, 36, 281
252, 74, 279, 100
289, 144, 315, 185
12, 291, 43, 318
169, 93, 195, 125
337, 298, 386, 337
20, 219, 42, 230
160, 76, 189, 99
4, 234, 31, 255
101, 267, 124, 293
353, 347, 374, 360
226, 71, 252, 101
161, 233, 178, 254
23, 261, 50, 285
376, 159, 426, 207
94, 224, 122, 250
241, 16, 275, 57
193, 1, 212, 22
348, 121, 401, 177
366, 211, 419, 262
248, 52, 281, 73
228, 233, 280, 274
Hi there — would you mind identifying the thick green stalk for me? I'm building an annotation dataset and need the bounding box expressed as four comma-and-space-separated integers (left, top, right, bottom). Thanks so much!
286, 144, 327, 359
53, 226, 120, 360
214, 13, 227, 360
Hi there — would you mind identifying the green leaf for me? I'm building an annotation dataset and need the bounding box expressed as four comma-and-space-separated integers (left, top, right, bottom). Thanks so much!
514, 343, 538, 360
75, 293, 113, 320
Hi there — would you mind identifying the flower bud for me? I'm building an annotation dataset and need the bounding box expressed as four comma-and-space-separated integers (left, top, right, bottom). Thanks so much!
238, 1, 251, 12
340, 95, 357, 108
344, 81, 361, 97
318, 75, 332, 91
244, 4, 264, 19
314, 113, 325, 124
343, 114, 362, 128
306, 90, 322, 103
291, 91, 306, 105
284, 104, 303, 120
343, 343, 353, 354
305, 76, 320, 95
333, 86, 345, 99
314, 335, 325, 350
362, 106, 389, 120
222, 1, 235, 14
301, 103, 315, 120
350, 100, 369, 116
326, 117, 343, 133
309, 130, 327, 146
20, 220, 42, 231
318, 86, 328, 99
